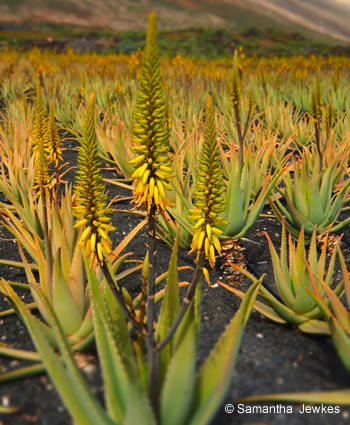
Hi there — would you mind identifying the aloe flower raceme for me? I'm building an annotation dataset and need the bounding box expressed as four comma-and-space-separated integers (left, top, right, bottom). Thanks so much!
270, 148, 350, 239
46, 100, 62, 166
32, 81, 50, 190
73, 93, 115, 269
129, 11, 173, 213
225, 224, 344, 334
188, 96, 227, 269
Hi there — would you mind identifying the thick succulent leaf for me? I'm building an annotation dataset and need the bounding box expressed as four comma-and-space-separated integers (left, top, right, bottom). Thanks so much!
292, 169, 309, 218
241, 389, 350, 405
308, 179, 325, 224
298, 319, 329, 334
258, 285, 306, 325
52, 250, 83, 335
69, 308, 93, 344
68, 242, 86, 317
337, 245, 350, 308
103, 263, 138, 379
217, 280, 286, 324
322, 186, 350, 228
330, 320, 350, 372
225, 160, 244, 236
123, 382, 157, 425
88, 268, 130, 422
0, 363, 46, 382
0, 279, 57, 346
156, 234, 180, 340
188, 279, 261, 425
160, 303, 196, 425
265, 232, 295, 306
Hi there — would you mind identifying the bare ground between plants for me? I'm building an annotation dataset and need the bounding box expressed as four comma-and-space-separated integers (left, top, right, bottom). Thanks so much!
0, 139, 350, 425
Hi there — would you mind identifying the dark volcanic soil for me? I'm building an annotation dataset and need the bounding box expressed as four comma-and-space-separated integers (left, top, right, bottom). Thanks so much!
0, 138, 350, 425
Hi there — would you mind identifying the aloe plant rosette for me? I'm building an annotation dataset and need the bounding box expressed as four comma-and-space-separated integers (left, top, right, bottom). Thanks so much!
225, 224, 344, 334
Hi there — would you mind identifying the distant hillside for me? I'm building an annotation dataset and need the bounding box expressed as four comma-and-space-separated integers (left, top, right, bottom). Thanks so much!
1, 0, 350, 43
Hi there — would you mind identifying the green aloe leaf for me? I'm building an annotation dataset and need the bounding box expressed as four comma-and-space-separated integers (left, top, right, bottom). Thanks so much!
298, 319, 329, 334
0, 280, 115, 425
68, 242, 86, 317
52, 250, 83, 335
240, 389, 350, 405
160, 302, 196, 425
330, 320, 350, 372
156, 234, 181, 379
88, 268, 129, 422
217, 281, 286, 324
188, 279, 262, 425
0, 363, 46, 382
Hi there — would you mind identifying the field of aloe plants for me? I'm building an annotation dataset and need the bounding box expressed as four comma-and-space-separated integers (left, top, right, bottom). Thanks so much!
1, 12, 350, 425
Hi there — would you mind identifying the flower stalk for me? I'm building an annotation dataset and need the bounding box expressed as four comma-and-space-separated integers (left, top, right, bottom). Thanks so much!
32, 80, 52, 289
189, 96, 226, 269
46, 100, 62, 204
158, 96, 226, 349
129, 11, 173, 416
73, 93, 115, 270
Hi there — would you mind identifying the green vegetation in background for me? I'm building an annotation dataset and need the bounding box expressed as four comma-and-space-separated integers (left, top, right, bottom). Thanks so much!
0, 22, 348, 57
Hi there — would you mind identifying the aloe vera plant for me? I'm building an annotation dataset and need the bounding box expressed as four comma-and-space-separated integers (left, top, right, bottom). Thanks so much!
238, 244, 350, 408
224, 224, 344, 334
270, 148, 350, 239
0, 239, 262, 425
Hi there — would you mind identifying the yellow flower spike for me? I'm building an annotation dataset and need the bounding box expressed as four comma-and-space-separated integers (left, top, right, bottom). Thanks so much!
188, 96, 226, 269
32, 80, 50, 190
73, 93, 114, 267
129, 12, 172, 213
46, 100, 62, 167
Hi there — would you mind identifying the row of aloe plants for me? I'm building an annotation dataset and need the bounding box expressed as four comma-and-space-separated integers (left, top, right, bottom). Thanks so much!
0, 11, 350, 421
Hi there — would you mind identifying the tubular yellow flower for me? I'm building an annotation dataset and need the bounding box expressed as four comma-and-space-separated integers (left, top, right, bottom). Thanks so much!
189, 96, 227, 269
73, 93, 115, 269
129, 12, 173, 213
